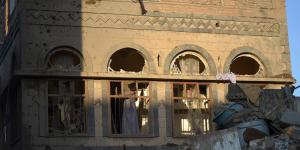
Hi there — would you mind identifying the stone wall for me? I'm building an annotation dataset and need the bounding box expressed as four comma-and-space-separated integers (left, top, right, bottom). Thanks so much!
20, 0, 291, 75
0, 0, 293, 149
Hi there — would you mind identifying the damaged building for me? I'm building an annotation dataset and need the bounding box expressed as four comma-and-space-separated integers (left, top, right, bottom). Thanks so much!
0, 0, 296, 150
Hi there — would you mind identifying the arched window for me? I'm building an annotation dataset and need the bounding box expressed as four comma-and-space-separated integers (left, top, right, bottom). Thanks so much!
107, 48, 154, 136
230, 54, 264, 76
170, 51, 208, 75
46, 47, 86, 135
108, 48, 148, 73
47, 48, 82, 71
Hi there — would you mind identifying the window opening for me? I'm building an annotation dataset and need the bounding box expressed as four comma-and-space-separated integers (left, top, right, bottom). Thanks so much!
48, 50, 82, 71
109, 81, 150, 136
108, 48, 147, 73
48, 80, 86, 135
170, 51, 207, 75
230, 55, 264, 76
172, 83, 211, 136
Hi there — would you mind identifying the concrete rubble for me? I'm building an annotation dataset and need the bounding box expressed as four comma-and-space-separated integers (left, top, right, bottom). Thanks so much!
187, 84, 300, 150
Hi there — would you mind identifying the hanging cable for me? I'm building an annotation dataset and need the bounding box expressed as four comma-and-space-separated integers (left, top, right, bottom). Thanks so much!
138, 0, 147, 15
131, 0, 147, 15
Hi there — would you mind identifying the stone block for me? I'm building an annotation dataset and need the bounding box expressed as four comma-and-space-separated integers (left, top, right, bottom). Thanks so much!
191, 128, 241, 150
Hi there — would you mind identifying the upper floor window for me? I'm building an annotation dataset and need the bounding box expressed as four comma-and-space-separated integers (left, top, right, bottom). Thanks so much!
108, 48, 148, 73
47, 48, 83, 72
172, 82, 211, 136
170, 51, 208, 75
230, 54, 264, 77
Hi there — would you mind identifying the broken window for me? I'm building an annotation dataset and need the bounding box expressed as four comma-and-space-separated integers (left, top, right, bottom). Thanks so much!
108, 48, 147, 73
47, 50, 82, 71
109, 81, 150, 136
230, 55, 264, 76
48, 80, 86, 135
172, 83, 211, 136
170, 51, 207, 75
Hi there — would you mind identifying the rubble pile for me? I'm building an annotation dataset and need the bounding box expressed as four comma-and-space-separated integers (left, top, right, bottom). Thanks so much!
191, 84, 300, 150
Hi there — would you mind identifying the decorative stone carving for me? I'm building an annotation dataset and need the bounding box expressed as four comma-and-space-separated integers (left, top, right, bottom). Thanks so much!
26, 10, 280, 37
146, 0, 273, 8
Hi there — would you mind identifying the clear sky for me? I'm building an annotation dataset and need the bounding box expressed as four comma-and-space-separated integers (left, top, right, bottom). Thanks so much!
286, 0, 300, 96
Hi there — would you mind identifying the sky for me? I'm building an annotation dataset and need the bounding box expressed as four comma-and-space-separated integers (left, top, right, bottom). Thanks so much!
286, 0, 300, 96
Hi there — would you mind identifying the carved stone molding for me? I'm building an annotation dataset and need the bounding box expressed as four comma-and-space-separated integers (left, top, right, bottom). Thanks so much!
25, 10, 280, 37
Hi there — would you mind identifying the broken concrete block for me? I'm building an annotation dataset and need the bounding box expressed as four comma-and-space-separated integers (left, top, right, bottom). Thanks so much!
213, 102, 245, 128
259, 89, 288, 121
286, 126, 300, 140
248, 137, 273, 150
280, 109, 300, 126
235, 119, 270, 148
238, 83, 262, 106
226, 83, 248, 101
243, 128, 268, 144
191, 128, 241, 150
248, 135, 289, 150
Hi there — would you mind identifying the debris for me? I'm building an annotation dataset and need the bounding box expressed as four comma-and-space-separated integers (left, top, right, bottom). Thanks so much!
226, 83, 247, 101
258, 88, 290, 121
286, 126, 300, 140
235, 119, 270, 147
186, 85, 300, 150
248, 135, 290, 150
238, 83, 262, 106
243, 128, 268, 144
218, 85, 299, 149
191, 128, 241, 150
213, 102, 245, 129
280, 109, 300, 126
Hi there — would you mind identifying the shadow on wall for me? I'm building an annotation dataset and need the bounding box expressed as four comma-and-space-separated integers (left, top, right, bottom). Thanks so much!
19, 0, 91, 150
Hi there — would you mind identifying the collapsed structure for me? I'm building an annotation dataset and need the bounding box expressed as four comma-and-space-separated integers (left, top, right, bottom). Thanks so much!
0, 0, 295, 150
190, 84, 300, 150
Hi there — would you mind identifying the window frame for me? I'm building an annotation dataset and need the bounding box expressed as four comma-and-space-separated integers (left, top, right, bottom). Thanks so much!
229, 54, 265, 77
46, 49, 83, 72
169, 51, 209, 75
171, 82, 212, 137
107, 80, 155, 137
46, 79, 89, 137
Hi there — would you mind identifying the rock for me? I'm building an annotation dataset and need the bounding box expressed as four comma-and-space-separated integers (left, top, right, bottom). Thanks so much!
280, 109, 300, 126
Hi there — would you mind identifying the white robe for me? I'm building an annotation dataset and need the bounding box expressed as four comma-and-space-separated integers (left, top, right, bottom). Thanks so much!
122, 98, 139, 135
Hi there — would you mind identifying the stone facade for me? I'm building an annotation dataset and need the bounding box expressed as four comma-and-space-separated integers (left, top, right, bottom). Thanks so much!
0, 0, 294, 150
